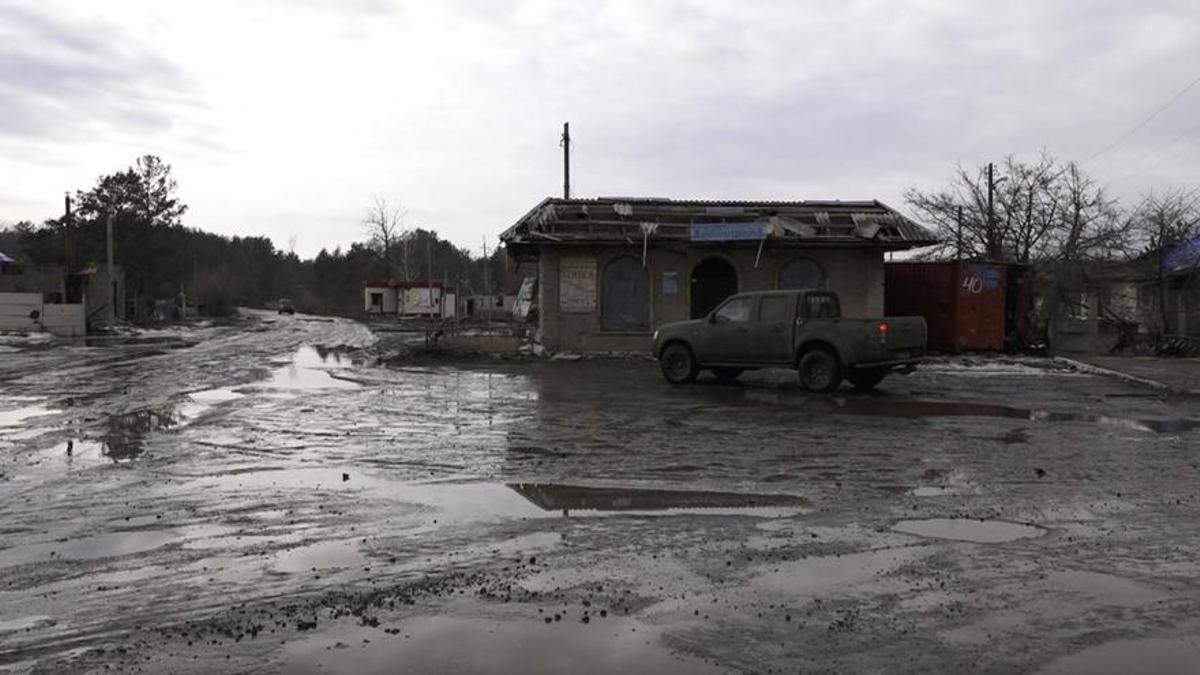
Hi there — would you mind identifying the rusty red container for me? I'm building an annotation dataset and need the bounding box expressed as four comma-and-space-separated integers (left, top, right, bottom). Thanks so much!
885, 262, 1006, 352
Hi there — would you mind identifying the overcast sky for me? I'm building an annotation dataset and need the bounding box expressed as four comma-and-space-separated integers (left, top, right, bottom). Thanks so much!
2, 0, 1198, 257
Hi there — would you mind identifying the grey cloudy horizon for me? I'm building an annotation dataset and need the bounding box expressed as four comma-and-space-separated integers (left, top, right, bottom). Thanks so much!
1, 0, 1198, 258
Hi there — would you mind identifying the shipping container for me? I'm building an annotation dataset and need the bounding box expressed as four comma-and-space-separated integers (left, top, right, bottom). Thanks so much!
885, 262, 1007, 352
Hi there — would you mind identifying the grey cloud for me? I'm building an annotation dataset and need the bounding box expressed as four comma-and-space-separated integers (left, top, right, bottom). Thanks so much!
0, 4, 191, 142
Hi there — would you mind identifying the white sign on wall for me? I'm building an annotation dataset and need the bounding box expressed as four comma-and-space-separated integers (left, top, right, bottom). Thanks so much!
559, 258, 596, 312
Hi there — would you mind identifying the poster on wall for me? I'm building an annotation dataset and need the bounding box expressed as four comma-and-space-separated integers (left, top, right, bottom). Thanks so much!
662, 272, 679, 296
559, 258, 596, 312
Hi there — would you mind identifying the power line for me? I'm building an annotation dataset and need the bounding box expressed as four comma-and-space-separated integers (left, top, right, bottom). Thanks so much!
1102, 129, 1200, 185
1084, 70, 1200, 163
1098, 119, 1200, 183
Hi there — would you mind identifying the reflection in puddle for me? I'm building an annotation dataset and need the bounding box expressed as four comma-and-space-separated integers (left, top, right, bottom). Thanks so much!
0, 530, 177, 568
0, 402, 55, 428
99, 409, 180, 461
736, 391, 1200, 434
892, 518, 1045, 543
189, 387, 244, 404
1043, 570, 1164, 607
186, 471, 804, 520
1038, 636, 1200, 675
273, 540, 367, 573
265, 346, 358, 391
0, 615, 55, 634
509, 483, 807, 514
280, 615, 721, 675
752, 545, 932, 595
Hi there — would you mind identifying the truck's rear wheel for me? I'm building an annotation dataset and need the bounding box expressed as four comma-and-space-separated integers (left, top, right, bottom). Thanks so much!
660, 343, 698, 384
848, 368, 887, 391
798, 348, 841, 392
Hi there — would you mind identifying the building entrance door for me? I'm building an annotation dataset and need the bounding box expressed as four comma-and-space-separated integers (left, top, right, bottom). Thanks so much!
690, 257, 738, 319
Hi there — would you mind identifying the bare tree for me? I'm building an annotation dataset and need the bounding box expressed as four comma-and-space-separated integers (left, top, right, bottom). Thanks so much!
904, 153, 1126, 264
1128, 189, 1200, 333
363, 196, 408, 279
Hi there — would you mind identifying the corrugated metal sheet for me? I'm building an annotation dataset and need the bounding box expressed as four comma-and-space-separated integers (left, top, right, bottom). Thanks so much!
501, 197, 938, 248
885, 262, 1006, 352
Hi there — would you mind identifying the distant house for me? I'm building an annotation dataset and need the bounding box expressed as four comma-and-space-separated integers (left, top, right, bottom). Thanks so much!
500, 197, 937, 353
1040, 247, 1200, 354
362, 280, 456, 319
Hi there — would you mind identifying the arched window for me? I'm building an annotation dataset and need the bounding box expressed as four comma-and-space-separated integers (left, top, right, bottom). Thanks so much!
778, 257, 825, 290
600, 256, 649, 331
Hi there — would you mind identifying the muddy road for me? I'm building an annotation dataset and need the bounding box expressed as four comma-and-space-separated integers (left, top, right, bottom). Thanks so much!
3, 313, 1200, 673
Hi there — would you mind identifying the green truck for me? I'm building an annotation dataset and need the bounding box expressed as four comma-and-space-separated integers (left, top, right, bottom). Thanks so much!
652, 290, 927, 391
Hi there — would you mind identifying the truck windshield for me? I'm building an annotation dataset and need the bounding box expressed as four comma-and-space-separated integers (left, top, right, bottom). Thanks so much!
803, 294, 840, 318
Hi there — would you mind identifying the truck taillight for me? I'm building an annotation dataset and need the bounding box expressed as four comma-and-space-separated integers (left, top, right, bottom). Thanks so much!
877, 321, 889, 335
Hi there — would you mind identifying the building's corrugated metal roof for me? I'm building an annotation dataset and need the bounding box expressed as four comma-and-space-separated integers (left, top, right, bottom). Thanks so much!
500, 197, 938, 248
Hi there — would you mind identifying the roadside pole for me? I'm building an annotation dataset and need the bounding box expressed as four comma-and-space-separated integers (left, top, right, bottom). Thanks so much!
106, 213, 115, 320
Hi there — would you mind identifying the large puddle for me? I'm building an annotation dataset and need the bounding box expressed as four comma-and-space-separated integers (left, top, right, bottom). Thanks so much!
280, 614, 721, 675
892, 518, 1045, 543
751, 545, 933, 596
509, 483, 807, 514
737, 391, 1200, 434
264, 345, 359, 391
1038, 636, 1200, 674
185, 470, 806, 520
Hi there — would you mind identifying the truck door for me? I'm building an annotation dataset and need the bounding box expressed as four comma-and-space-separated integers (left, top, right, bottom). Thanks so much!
702, 295, 756, 362
752, 293, 795, 364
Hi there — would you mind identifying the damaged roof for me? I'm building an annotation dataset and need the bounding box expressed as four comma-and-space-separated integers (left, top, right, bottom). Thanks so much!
499, 197, 938, 249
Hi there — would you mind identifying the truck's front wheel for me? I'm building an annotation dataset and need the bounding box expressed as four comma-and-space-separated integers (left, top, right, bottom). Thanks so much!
660, 343, 699, 384
798, 348, 842, 392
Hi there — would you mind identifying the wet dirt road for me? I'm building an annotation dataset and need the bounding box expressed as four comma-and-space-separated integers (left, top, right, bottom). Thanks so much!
3, 313, 1200, 673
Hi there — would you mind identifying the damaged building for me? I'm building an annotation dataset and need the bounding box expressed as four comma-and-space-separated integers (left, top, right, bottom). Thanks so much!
500, 197, 938, 353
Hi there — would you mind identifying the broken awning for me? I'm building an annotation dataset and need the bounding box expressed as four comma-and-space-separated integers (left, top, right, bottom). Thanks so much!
1164, 234, 1200, 275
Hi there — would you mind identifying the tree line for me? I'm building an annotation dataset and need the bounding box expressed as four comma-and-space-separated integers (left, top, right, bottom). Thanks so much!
0, 156, 509, 317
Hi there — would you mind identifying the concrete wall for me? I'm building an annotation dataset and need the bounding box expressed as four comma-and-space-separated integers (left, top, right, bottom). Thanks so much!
0, 292, 43, 332
536, 244, 885, 353
41, 303, 86, 337
0, 292, 86, 336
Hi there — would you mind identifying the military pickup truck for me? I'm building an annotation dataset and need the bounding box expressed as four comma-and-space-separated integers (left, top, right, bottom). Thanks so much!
652, 290, 927, 391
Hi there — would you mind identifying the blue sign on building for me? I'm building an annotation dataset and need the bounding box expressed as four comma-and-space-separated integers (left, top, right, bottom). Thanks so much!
689, 221, 770, 242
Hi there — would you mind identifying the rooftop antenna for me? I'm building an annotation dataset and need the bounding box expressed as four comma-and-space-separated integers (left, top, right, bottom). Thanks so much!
561, 122, 570, 199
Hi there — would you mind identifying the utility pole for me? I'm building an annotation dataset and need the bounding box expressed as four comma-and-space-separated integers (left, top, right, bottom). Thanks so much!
956, 205, 964, 263
482, 236, 490, 324
106, 213, 115, 318
986, 162, 995, 260
426, 233, 433, 317
63, 193, 72, 272
561, 122, 571, 199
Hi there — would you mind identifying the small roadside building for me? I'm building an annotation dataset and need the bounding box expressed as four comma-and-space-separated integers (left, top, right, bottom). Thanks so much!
500, 197, 938, 353
363, 280, 457, 319
0, 261, 125, 335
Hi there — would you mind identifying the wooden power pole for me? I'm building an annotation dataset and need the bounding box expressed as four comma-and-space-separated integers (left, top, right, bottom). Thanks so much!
986, 162, 995, 260
561, 122, 571, 199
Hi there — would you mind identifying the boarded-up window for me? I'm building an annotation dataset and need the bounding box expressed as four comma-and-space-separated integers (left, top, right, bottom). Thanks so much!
778, 258, 825, 290
600, 256, 649, 331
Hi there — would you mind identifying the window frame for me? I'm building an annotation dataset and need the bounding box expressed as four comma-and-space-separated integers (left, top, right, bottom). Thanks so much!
712, 295, 756, 324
